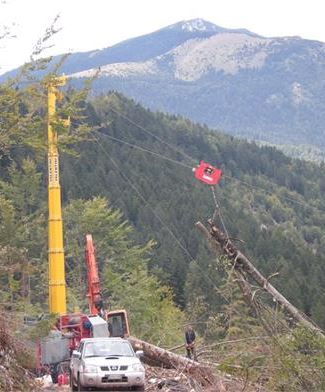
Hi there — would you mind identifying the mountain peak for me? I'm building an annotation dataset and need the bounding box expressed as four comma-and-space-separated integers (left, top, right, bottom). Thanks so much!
177, 18, 221, 32
165, 18, 258, 37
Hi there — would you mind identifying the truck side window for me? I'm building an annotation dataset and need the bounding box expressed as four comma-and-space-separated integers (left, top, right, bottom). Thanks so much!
78, 342, 84, 353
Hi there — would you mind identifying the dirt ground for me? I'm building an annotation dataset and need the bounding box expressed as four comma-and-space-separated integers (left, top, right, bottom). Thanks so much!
39, 363, 256, 391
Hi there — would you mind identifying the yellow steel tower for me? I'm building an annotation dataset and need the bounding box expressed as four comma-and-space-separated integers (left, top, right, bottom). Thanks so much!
47, 76, 69, 315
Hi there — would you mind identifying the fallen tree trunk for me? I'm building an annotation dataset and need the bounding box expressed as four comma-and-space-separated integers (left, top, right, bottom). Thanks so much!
195, 221, 261, 316
195, 220, 323, 335
128, 336, 222, 389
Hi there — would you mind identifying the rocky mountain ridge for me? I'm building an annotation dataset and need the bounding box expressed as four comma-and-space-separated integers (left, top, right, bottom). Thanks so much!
67, 20, 325, 150
3, 19, 325, 150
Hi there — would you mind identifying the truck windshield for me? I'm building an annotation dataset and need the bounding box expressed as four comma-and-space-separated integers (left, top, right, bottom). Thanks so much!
84, 341, 133, 358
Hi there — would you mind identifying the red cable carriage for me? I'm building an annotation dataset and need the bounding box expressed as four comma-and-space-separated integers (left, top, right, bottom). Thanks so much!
193, 161, 222, 185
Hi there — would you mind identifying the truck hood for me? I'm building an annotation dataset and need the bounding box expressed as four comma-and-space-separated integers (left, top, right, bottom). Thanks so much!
84, 356, 141, 367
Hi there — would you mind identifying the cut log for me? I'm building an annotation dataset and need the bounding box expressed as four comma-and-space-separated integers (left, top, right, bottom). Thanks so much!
128, 336, 221, 388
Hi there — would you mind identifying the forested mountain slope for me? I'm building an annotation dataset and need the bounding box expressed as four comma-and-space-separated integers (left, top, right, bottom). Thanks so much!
59, 93, 325, 327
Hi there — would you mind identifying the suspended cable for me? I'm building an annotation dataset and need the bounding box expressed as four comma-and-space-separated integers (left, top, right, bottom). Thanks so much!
86, 112, 325, 315
96, 114, 325, 216
108, 105, 196, 165
91, 133, 196, 262
210, 186, 230, 240
91, 132, 232, 302
93, 132, 193, 169
85, 100, 325, 355
88, 101, 325, 320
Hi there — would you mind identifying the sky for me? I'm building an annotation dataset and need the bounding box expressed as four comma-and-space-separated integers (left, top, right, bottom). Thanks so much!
0, 0, 325, 74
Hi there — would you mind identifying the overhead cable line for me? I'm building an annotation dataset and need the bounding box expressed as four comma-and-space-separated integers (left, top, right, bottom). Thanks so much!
78, 144, 233, 305
92, 133, 196, 263
10, 75, 325, 215
91, 132, 231, 303
108, 106, 196, 165
211, 186, 230, 239
93, 132, 192, 169
96, 116, 325, 216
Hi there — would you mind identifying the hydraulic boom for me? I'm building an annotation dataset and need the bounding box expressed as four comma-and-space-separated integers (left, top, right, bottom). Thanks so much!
84, 234, 130, 337
85, 234, 103, 315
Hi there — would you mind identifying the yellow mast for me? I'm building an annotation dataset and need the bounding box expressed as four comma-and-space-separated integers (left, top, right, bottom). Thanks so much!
47, 75, 68, 315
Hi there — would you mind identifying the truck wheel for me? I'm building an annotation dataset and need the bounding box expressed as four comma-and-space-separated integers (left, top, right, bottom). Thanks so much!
77, 374, 83, 392
70, 370, 77, 391
50, 363, 59, 384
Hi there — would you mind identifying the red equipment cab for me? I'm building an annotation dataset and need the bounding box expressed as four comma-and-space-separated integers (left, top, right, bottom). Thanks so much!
194, 161, 222, 185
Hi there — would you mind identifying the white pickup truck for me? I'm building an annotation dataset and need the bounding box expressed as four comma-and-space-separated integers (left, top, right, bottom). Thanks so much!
70, 337, 145, 391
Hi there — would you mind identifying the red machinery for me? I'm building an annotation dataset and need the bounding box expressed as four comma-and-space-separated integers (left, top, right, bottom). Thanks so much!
85, 234, 103, 315
193, 161, 222, 185
85, 234, 130, 337
37, 234, 130, 383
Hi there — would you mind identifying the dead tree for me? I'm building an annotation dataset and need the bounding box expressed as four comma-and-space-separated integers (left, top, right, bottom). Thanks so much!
195, 220, 323, 335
